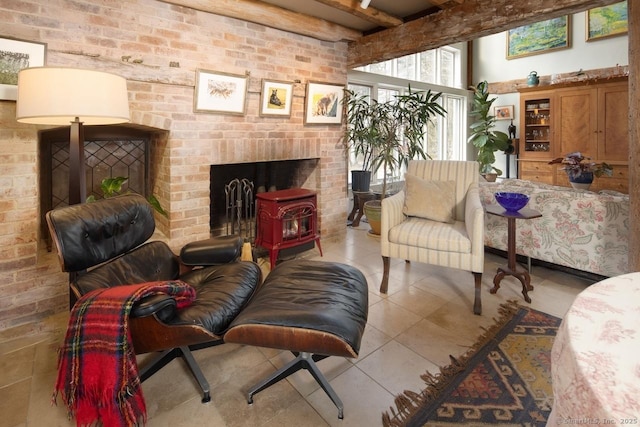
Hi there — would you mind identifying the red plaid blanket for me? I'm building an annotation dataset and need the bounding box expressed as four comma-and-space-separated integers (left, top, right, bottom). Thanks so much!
53, 281, 196, 427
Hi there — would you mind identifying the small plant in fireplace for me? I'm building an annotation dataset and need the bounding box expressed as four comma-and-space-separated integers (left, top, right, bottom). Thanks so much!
87, 176, 168, 217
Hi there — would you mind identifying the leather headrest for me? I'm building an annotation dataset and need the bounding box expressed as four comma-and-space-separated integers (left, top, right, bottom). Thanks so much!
46, 193, 156, 272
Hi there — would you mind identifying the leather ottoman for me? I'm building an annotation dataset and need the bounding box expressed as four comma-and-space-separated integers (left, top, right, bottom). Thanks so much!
224, 259, 369, 419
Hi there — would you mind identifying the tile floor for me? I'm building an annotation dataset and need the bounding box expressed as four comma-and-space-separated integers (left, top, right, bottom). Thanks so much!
0, 226, 594, 427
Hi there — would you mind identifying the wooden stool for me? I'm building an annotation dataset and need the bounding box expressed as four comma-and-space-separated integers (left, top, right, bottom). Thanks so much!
348, 191, 376, 227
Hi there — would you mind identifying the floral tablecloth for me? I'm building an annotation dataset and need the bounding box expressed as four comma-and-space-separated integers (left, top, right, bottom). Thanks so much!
480, 179, 629, 277
547, 273, 640, 425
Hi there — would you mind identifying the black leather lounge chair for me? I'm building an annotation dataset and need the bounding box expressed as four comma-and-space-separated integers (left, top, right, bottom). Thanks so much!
46, 193, 368, 419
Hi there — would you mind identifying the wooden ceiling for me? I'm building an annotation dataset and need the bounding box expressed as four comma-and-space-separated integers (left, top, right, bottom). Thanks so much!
159, 0, 466, 42
160, 0, 624, 67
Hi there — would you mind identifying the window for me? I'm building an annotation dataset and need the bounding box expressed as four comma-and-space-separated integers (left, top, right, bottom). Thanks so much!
348, 45, 468, 186
357, 45, 462, 89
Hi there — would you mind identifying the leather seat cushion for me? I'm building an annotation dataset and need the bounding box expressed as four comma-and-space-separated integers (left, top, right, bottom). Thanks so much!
76, 244, 263, 336
224, 260, 368, 358
175, 261, 263, 335
389, 217, 472, 253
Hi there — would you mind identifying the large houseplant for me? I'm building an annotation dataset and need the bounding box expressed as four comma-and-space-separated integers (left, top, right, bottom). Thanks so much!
468, 80, 511, 181
344, 91, 376, 192
343, 86, 447, 233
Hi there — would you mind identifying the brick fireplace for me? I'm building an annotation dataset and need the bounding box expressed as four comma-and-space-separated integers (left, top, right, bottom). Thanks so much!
0, 0, 349, 332
209, 159, 319, 236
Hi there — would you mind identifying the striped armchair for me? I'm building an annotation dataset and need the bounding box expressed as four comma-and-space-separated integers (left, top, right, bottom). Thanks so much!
380, 160, 485, 314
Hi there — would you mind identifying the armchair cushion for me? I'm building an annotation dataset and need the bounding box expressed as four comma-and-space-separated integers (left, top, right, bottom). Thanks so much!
388, 217, 471, 253
402, 174, 456, 224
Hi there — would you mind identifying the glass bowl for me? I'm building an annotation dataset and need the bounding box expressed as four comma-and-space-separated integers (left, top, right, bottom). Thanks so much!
494, 192, 529, 212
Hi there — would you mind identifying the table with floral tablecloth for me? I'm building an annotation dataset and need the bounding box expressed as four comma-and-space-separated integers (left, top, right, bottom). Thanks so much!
548, 273, 640, 426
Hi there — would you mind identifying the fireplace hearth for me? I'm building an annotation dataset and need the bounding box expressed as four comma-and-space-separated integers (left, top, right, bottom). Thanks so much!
210, 159, 319, 236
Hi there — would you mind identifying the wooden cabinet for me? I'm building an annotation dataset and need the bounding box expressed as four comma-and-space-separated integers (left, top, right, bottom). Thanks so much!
517, 78, 629, 193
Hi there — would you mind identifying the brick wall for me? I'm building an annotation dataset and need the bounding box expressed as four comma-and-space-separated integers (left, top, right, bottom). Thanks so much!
0, 0, 349, 332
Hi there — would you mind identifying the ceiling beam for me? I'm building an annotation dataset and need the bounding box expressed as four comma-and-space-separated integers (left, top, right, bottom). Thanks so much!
314, 0, 403, 28
430, 0, 465, 9
347, 0, 623, 68
159, 0, 362, 42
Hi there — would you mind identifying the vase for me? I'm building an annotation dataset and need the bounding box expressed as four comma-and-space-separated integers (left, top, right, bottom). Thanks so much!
569, 172, 593, 191
363, 199, 381, 235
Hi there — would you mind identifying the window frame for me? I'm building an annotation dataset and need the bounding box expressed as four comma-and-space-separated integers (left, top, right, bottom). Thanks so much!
347, 71, 470, 186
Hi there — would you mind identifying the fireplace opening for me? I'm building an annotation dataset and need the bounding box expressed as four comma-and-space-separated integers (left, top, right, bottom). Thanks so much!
39, 125, 164, 248
209, 159, 319, 239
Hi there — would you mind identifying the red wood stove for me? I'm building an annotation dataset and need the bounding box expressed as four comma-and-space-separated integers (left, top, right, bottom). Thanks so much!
255, 188, 322, 269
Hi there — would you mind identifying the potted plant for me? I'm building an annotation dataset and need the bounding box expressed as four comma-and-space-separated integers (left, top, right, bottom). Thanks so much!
548, 152, 613, 190
343, 86, 447, 234
343, 92, 376, 192
468, 81, 511, 181
87, 176, 168, 217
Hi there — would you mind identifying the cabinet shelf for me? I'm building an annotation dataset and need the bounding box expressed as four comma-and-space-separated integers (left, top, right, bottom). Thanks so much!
520, 94, 553, 159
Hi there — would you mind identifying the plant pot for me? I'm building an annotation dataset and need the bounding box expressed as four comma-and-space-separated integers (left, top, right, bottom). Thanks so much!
351, 170, 371, 192
482, 172, 498, 182
363, 199, 381, 235
569, 172, 593, 191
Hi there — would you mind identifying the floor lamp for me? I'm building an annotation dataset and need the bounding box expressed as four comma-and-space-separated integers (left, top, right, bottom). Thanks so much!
16, 67, 130, 205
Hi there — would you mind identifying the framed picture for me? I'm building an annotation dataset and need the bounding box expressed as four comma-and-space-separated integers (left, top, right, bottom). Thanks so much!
0, 36, 47, 101
260, 79, 293, 117
304, 81, 344, 125
506, 16, 571, 59
494, 105, 514, 120
586, 1, 628, 42
194, 69, 247, 115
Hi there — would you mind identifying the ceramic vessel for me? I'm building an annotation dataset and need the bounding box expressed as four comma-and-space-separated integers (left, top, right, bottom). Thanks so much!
569, 172, 593, 191
527, 71, 540, 87
363, 200, 381, 235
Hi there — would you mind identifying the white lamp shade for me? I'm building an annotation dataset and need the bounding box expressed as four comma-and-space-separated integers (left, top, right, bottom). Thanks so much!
16, 67, 130, 125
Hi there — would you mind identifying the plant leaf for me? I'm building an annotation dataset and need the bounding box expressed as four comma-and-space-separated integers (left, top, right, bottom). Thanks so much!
148, 195, 168, 217
101, 176, 129, 197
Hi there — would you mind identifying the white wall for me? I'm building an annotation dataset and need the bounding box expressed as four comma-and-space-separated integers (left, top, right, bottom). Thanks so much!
473, 10, 628, 177
474, 11, 628, 83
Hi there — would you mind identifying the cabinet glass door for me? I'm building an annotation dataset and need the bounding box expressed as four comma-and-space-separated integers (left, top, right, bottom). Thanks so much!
523, 98, 551, 154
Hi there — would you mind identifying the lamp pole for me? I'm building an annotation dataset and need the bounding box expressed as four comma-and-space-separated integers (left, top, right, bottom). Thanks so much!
68, 118, 86, 205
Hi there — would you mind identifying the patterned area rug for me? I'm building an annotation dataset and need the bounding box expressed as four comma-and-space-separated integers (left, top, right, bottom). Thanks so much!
383, 302, 561, 427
